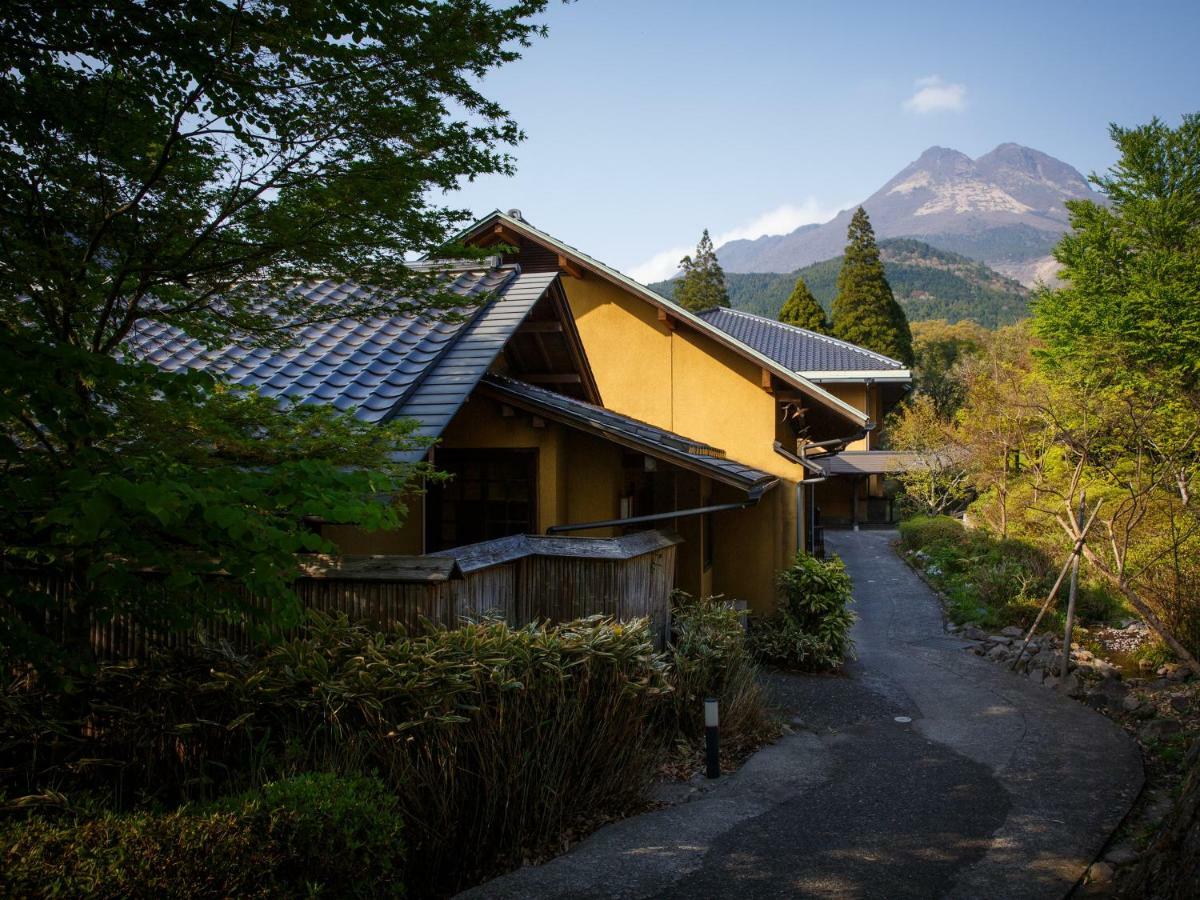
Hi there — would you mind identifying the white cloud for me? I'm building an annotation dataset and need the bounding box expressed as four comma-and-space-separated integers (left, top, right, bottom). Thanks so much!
627, 199, 844, 284
903, 75, 967, 114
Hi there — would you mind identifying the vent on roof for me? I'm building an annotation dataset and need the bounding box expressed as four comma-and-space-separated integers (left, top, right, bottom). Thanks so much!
507, 208, 525, 222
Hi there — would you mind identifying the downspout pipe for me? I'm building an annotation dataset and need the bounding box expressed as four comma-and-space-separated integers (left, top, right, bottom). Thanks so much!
546, 499, 759, 535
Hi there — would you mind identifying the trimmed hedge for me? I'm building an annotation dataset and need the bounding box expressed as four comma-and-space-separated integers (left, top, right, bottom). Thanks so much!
1, 773, 405, 898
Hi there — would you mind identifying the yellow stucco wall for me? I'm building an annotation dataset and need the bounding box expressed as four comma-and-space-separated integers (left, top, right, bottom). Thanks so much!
326, 392, 630, 555
565, 277, 674, 428
323, 502, 425, 555
825, 383, 872, 450
563, 275, 808, 610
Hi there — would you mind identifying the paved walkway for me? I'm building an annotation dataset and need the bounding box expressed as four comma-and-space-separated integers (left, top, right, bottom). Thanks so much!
463, 529, 1143, 899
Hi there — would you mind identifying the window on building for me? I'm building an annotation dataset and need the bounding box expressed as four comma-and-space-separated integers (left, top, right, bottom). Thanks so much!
426, 449, 537, 551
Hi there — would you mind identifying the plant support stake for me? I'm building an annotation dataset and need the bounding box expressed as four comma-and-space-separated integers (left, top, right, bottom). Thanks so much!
705, 697, 720, 779
1010, 498, 1103, 671
1061, 492, 1086, 677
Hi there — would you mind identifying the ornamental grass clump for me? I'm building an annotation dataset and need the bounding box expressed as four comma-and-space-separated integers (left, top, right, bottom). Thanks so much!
749, 554, 856, 671
665, 594, 771, 751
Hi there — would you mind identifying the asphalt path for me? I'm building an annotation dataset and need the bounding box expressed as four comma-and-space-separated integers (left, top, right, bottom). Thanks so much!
463, 528, 1142, 899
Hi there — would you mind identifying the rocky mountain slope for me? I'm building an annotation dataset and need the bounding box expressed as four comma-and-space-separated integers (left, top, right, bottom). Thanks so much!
716, 144, 1103, 286
651, 238, 1030, 328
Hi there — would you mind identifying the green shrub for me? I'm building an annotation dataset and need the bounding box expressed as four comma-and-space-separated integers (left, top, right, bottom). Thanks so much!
749, 554, 856, 670
212, 773, 406, 896
0, 773, 404, 898
666, 594, 771, 749
901, 519, 1126, 630
898, 515, 967, 552
1, 614, 670, 896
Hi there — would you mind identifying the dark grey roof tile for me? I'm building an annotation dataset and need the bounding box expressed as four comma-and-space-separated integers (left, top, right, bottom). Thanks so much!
126, 266, 559, 447
695, 308, 907, 374
480, 374, 777, 497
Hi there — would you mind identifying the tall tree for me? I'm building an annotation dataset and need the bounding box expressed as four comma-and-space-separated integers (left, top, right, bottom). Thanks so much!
0, 0, 551, 672
778, 276, 828, 332
674, 229, 730, 312
830, 208, 914, 364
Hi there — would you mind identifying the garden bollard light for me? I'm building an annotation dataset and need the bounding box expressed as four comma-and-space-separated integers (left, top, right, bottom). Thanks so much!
705, 697, 720, 779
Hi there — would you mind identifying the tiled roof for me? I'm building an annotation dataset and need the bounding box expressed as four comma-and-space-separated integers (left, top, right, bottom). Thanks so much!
695, 308, 908, 376
453, 211, 872, 425
126, 267, 555, 436
816, 450, 927, 475
481, 374, 779, 497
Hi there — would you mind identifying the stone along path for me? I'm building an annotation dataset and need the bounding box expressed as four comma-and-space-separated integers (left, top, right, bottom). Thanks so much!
462, 529, 1143, 899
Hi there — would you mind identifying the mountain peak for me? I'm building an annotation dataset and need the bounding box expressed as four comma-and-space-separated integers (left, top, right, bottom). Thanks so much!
713, 142, 1098, 286
917, 146, 972, 164
910, 146, 974, 175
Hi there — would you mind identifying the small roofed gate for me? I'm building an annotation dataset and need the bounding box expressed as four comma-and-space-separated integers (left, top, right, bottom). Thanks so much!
14, 530, 679, 660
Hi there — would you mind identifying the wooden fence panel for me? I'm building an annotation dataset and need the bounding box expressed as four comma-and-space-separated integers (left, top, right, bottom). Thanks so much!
10, 530, 682, 660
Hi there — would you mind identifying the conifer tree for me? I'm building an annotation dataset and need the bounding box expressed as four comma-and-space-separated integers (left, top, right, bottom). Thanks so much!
830, 207, 914, 364
778, 276, 828, 332
674, 229, 730, 312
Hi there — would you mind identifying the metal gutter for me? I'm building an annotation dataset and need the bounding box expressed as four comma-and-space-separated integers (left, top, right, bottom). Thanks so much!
546, 499, 758, 534
798, 370, 912, 383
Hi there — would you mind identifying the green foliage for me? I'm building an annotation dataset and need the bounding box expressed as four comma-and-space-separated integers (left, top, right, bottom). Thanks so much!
749, 555, 856, 670
898, 515, 969, 552
674, 229, 730, 312
886, 394, 972, 516
0, 0, 549, 349
666, 594, 771, 749
1033, 115, 1200, 392
909, 319, 989, 417
1, 773, 406, 899
651, 238, 1029, 328
0, 0, 554, 674
211, 773, 407, 897
1026, 115, 1200, 663
831, 208, 914, 364
1, 614, 670, 895
900, 516, 1125, 629
0, 341, 430, 674
777, 276, 828, 331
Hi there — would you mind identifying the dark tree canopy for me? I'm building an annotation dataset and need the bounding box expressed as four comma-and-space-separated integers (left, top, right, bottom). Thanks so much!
674, 229, 730, 313
0, 0, 550, 351
778, 276, 828, 332
830, 207, 913, 364
0, 0, 552, 673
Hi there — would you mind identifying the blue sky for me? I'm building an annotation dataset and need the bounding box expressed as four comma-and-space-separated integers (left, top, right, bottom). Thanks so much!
450, 0, 1200, 282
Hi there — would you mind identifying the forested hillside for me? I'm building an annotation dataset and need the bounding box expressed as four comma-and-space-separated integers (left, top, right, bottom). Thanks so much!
650, 238, 1030, 327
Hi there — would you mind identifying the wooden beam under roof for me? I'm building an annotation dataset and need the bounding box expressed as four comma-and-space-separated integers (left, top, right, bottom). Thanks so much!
557, 254, 585, 279
657, 308, 677, 332
761, 368, 775, 394
518, 320, 564, 334
774, 390, 811, 403
492, 223, 523, 246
